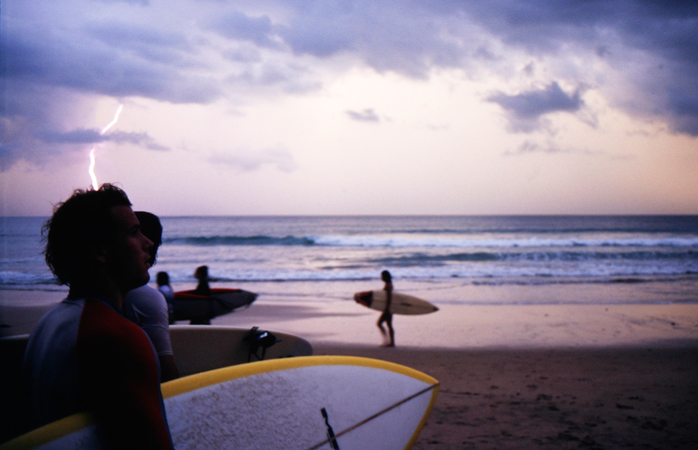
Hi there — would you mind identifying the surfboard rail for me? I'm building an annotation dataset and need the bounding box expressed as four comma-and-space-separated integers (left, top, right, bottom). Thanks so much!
0, 414, 97, 450
172, 288, 258, 322
162, 355, 438, 397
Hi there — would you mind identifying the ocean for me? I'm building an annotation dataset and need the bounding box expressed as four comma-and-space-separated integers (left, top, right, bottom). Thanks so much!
2, 216, 698, 306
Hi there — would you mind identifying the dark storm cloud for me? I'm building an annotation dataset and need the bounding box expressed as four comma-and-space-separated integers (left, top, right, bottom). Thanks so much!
206, 1, 698, 135
487, 83, 585, 132
36, 128, 168, 150
2, 0, 697, 172
1, 10, 217, 169
222, 46, 262, 63
669, 95, 698, 135
461, 0, 698, 134
0, 82, 90, 170
205, 2, 470, 77
346, 109, 380, 123
274, 2, 469, 77
2, 21, 220, 103
209, 11, 282, 49
462, 0, 698, 53
85, 22, 195, 65
37, 129, 116, 144
5, 0, 697, 108
95, 0, 150, 4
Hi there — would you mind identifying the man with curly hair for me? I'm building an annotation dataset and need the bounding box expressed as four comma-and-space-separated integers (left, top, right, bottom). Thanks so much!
22, 184, 174, 449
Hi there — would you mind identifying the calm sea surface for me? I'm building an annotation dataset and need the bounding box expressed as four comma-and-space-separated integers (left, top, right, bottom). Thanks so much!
2, 216, 698, 306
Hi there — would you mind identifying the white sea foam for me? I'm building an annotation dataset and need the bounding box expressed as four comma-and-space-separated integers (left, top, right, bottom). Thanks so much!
3, 216, 698, 305
313, 235, 698, 248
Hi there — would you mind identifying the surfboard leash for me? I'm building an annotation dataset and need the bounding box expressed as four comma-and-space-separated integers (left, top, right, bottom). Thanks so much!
306, 383, 439, 450
321, 408, 341, 450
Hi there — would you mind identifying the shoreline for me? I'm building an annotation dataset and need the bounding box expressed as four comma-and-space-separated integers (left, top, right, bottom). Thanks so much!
2, 288, 698, 348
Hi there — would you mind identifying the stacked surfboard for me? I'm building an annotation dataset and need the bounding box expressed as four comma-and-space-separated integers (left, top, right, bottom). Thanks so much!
172, 288, 258, 323
169, 325, 313, 376
0, 326, 312, 382
2, 356, 439, 450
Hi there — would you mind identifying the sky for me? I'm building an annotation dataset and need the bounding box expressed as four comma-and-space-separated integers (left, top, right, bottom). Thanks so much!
1, 0, 698, 216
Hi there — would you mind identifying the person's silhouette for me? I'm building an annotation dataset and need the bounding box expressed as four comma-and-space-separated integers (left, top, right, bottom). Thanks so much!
377, 270, 395, 347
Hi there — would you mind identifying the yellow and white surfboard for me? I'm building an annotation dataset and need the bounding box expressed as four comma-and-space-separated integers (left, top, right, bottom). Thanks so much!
2, 356, 439, 450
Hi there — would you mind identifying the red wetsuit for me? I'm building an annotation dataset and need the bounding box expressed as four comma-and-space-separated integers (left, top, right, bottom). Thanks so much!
23, 296, 174, 449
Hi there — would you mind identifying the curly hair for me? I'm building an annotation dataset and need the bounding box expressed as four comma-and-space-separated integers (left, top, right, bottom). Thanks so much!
42, 184, 132, 286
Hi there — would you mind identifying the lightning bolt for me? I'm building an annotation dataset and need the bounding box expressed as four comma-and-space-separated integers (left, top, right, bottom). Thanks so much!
89, 104, 124, 190
88, 149, 98, 189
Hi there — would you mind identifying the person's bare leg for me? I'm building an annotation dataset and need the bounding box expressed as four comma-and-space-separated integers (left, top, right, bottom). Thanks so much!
377, 317, 388, 345
385, 316, 395, 347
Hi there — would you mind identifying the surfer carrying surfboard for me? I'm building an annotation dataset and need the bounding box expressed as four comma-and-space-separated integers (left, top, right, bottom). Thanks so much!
194, 265, 211, 296
377, 270, 395, 347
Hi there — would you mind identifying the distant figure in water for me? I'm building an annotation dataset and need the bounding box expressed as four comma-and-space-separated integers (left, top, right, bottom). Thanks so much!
377, 270, 395, 347
194, 265, 211, 296
192, 265, 212, 325
156, 272, 175, 324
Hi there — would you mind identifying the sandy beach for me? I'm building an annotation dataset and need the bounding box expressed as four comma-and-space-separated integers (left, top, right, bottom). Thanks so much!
218, 296, 698, 448
313, 344, 698, 449
2, 289, 698, 448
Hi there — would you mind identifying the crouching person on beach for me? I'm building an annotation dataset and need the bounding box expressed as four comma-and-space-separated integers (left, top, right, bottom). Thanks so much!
22, 184, 174, 450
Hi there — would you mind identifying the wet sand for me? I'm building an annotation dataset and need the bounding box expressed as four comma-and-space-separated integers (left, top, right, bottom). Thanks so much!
5, 287, 698, 349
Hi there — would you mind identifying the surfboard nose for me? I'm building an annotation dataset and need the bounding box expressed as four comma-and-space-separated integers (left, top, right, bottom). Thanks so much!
354, 291, 373, 307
